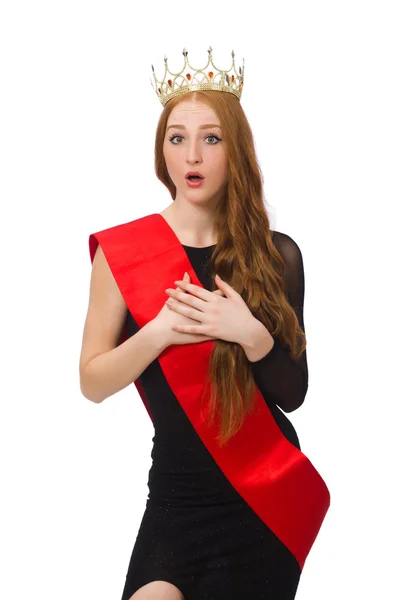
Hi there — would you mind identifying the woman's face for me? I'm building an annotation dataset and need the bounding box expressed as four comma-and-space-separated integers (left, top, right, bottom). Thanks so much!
163, 98, 229, 206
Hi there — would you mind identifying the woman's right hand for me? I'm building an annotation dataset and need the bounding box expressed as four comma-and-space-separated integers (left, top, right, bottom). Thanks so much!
153, 271, 225, 347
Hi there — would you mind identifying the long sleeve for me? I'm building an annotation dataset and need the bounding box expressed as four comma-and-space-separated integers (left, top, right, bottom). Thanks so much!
248, 231, 308, 413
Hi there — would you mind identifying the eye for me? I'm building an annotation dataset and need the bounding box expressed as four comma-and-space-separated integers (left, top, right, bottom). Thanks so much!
168, 134, 183, 144
206, 134, 221, 144
168, 133, 222, 145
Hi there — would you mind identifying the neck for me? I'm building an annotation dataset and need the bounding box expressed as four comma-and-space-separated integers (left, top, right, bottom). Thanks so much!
160, 203, 218, 247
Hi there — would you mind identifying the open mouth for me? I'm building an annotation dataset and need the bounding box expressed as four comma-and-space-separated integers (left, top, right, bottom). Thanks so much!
186, 176, 204, 186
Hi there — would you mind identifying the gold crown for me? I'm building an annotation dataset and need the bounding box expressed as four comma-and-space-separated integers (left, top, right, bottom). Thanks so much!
150, 46, 245, 107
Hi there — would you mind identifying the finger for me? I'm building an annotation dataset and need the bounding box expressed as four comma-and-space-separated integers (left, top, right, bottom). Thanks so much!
214, 275, 240, 300
173, 279, 216, 303
174, 272, 226, 302
172, 323, 211, 335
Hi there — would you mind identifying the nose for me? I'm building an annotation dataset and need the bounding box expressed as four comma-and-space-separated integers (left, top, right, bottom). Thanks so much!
185, 139, 202, 165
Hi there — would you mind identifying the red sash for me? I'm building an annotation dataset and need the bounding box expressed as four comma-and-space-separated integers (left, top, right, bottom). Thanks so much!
88, 213, 330, 571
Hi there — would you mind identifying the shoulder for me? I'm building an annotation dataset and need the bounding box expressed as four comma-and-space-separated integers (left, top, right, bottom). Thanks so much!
89, 214, 153, 263
91, 213, 156, 238
271, 230, 303, 265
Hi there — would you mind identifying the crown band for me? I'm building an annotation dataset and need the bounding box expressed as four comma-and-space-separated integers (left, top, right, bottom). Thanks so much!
150, 46, 245, 107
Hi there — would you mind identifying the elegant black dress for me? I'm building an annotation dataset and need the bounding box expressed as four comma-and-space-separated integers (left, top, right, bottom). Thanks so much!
120, 231, 307, 600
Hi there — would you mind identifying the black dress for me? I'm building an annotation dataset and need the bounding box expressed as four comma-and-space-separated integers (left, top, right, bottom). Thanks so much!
120, 231, 307, 600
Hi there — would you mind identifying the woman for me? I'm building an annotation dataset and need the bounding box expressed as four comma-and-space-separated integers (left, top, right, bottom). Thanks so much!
80, 47, 330, 600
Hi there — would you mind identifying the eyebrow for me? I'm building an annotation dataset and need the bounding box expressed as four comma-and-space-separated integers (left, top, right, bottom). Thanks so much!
167, 124, 222, 131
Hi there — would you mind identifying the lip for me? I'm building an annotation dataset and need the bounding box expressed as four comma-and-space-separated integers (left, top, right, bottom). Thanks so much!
186, 177, 204, 188
185, 171, 205, 179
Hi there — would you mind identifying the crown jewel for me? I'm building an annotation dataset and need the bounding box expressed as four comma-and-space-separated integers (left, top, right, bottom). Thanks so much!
150, 46, 245, 107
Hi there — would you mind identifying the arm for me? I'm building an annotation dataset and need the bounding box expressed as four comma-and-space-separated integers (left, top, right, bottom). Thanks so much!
80, 320, 168, 404
79, 245, 168, 404
241, 231, 308, 413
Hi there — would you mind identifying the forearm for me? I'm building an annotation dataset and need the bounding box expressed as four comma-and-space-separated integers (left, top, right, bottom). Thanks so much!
240, 318, 275, 362
240, 318, 308, 413
80, 320, 168, 404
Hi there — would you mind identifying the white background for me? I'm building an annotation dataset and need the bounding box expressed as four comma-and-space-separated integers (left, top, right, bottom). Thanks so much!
1, 1, 396, 598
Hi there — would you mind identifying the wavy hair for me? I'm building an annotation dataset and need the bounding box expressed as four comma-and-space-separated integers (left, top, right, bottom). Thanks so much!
154, 90, 306, 446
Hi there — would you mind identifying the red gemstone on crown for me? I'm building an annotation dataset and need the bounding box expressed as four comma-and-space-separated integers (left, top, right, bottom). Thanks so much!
167, 79, 173, 87
208, 71, 214, 79
186, 73, 191, 80
231, 75, 235, 82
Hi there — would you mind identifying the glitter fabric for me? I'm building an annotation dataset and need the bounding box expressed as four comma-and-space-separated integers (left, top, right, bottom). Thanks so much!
120, 232, 307, 600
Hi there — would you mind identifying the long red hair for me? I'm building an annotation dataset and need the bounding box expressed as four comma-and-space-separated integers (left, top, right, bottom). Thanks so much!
154, 90, 306, 446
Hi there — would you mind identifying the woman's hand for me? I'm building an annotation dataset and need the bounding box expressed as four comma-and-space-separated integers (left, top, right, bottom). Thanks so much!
165, 273, 257, 345
153, 272, 226, 348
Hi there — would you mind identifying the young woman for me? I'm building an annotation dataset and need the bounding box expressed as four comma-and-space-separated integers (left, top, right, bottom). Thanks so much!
80, 48, 330, 600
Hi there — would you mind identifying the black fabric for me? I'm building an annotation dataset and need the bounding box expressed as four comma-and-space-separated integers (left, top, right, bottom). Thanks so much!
249, 231, 308, 416
120, 231, 306, 600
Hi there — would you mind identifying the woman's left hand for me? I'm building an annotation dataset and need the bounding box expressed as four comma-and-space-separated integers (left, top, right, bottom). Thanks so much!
165, 274, 257, 345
